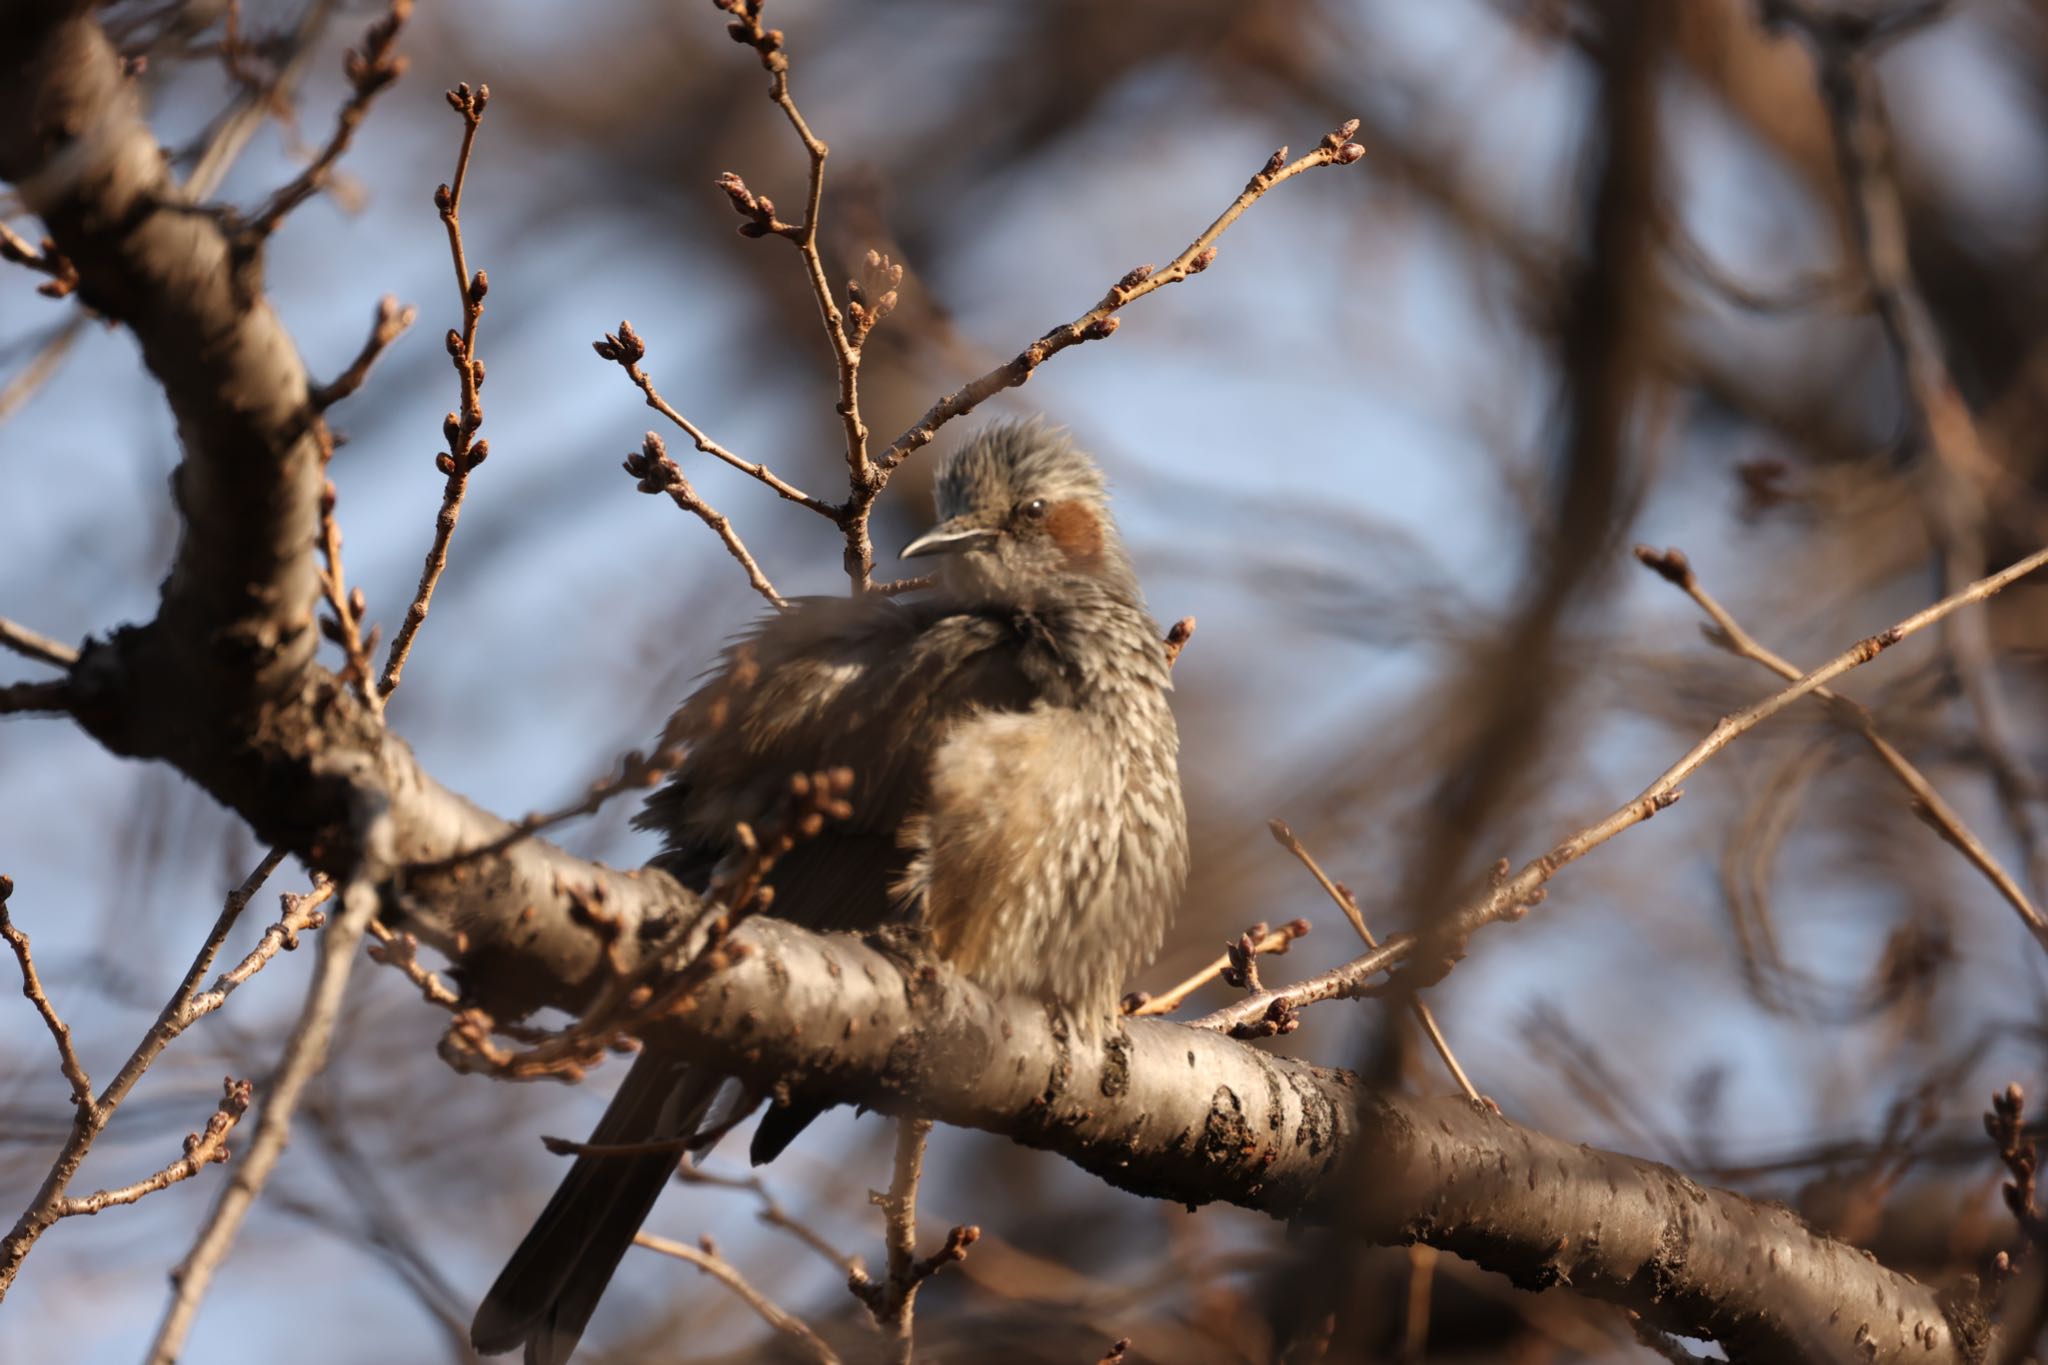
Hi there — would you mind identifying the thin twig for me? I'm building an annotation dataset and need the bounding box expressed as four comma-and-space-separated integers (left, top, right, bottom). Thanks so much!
1801, 16, 2048, 908
624, 432, 787, 609
409, 740, 683, 873
671, 1165, 862, 1279
363, 921, 463, 1012
1987, 1083, 2043, 1270
313, 439, 378, 702
0, 877, 93, 1112
1268, 820, 1490, 1106
309, 294, 416, 409
0, 615, 78, 669
0, 220, 75, 297
870, 123, 1367, 483
1771, 1, 2048, 909
1402, 1244, 1438, 1363
185, 878, 332, 1023
561, 1158, 862, 1277
0, 851, 294, 1299
51, 1079, 252, 1216
0, 219, 49, 270
592, 329, 836, 515
0, 679, 71, 714
0, 319, 82, 425
713, 0, 874, 577
439, 771, 853, 1083
634, 1231, 842, 1365
850, 1118, 978, 1363
243, 0, 410, 238
1197, 539, 2048, 1034
1634, 544, 2048, 950
1189, 934, 1409, 1037
610, 2, 1362, 595
377, 81, 491, 703
182, 3, 349, 202
145, 873, 376, 1364
1124, 919, 1308, 1017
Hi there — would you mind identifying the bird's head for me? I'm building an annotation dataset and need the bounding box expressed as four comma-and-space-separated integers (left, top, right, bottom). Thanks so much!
900, 420, 1136, 602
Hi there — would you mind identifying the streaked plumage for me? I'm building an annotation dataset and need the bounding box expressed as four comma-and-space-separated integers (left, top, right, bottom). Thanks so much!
473, 421, 1187, 1364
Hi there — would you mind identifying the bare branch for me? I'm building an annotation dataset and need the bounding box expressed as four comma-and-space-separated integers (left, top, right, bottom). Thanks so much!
243, 0, 410, 239
593, 323, 838, 517
0, 615, 79, 669
1268, 820, 1490, 1107
0, 851, 293, 1298
0, 877, 93, 1113
1634, 543, 2048, 950
850, 1117, 978, 1363
146, 868, 382, 1365
314, 465, 378, 703
363, 921, 463, 1013
1782, 7, 2048, 908
0, 0, 341, 428
671, 1164, 861, 1279
634, 1231, 842, 1364
714, 0, 873, 507
53, 1079, 251, 1217
309, 293, 415, 410
377, 81, 491, 704
623, 431, 788, 610
0, 219, 75, 296
1202, 538, 2048, 1034
530, 914, 1986, 1365
871, 123, 1366, 482
1124, 919, 1309, 1018
0, 679, 71, 714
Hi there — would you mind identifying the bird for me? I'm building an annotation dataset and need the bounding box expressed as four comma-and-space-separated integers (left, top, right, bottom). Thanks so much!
470, 419, 1188, 1364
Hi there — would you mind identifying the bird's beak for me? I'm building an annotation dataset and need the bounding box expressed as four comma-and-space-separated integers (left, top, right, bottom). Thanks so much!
899, 519, 999, 560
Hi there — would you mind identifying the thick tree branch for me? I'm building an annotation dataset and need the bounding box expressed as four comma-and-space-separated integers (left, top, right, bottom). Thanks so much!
594, 916, 1982, 1365
0, 6, 323, 704
0, 2, 690, 1024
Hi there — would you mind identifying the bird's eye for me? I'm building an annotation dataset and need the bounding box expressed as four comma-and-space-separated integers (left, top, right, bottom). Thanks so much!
1022, 498, 1048, 521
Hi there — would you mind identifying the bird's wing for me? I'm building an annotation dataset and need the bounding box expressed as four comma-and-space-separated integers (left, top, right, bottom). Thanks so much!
638, 595, 1037, 933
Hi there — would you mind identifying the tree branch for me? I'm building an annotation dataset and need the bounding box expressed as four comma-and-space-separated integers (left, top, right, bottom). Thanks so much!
593, 915, 1983, 1365
0, 4, 324, 705
634, 1231, 841, 1365
0, 616, 79, 670
146, 868, 383, 1365
377, 80, 491, 705
0, 852, 298, 1298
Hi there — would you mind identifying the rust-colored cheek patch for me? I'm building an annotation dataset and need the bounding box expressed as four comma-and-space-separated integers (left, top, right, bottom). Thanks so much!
1044, 500, 1104, 566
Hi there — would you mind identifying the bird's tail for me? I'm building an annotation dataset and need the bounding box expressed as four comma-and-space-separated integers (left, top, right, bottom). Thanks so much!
471, 1053, 723, 1365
